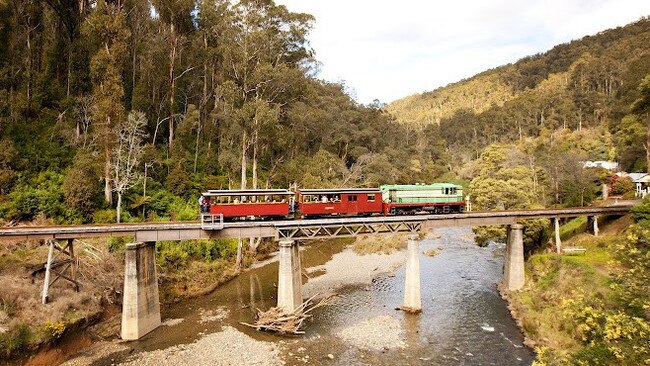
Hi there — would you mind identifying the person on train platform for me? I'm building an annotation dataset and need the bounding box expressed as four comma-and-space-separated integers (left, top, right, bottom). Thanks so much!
199, 195, 208, 213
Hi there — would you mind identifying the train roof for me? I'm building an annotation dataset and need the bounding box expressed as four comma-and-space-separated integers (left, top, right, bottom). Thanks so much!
297, 188, 382, 195
202, 189, 294, 197
380, 183, 463, 190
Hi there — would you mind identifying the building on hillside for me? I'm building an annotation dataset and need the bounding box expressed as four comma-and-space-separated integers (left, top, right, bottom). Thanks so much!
616, 172, 650, 198
582, 161, 619, 171
627, 172, 650, 198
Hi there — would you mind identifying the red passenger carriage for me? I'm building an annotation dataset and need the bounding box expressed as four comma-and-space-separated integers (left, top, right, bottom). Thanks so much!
296, 188, 383, 217
202, 189, 294, 219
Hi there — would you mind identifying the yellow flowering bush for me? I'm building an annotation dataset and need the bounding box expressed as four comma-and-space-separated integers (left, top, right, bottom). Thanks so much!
43, 321, 65, 339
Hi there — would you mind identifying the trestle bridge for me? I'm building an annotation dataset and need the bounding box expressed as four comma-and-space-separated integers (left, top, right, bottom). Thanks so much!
0, 205, 634, 340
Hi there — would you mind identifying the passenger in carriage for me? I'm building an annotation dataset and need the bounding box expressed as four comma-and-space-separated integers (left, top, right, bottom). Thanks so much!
199, 195, 208, 213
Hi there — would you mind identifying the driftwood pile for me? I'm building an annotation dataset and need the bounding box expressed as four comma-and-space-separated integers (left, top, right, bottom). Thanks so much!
241, 294, 334, 335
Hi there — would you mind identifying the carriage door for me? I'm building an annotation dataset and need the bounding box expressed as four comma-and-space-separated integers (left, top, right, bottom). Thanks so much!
348, 194, 358, 215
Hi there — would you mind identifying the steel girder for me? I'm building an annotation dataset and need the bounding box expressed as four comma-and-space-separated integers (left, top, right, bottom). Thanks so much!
276, 220, 424, 240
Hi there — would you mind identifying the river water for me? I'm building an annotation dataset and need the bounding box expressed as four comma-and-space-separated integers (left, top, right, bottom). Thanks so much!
91, 227, 534, 365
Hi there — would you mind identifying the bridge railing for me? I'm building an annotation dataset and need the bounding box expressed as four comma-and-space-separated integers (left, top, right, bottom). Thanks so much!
201, 213, 224, 230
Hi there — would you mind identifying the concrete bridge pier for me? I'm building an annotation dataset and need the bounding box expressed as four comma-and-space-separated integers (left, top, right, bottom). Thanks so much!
590, 216, 599, 236
277, 240, 302, 311
402, 234, 421, 313
552, 217, 562, 253
503, 224, 525, 291
121, 242, 161, 340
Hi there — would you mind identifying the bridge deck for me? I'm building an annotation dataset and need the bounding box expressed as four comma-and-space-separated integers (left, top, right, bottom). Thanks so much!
0, 205, 634, 241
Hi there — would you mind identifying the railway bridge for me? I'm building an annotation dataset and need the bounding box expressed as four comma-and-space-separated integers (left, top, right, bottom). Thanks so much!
0, 204, 635, 340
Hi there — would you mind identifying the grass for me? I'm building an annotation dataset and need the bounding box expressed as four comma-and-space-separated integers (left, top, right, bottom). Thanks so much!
508, 215, 631, 356
559, 216, 587, 241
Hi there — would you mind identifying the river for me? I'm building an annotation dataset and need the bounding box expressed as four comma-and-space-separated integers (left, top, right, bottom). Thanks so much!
78, 227, 534, 366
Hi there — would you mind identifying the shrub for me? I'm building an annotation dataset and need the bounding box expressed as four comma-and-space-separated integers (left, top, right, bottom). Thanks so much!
169, 199, 197, 221
43, 321, 65, 340
610, 176, 634, 195
107, 236, 132, 253
93, 209, 116, 223
0, 323, 31, 358
156, 242, 189, 269
62, 152, 101, 219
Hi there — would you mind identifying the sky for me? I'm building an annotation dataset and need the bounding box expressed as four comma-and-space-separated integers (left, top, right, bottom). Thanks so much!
274, 0, 650, 105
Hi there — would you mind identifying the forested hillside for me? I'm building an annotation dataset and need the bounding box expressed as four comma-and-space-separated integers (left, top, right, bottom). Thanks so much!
388, 17, 650, 171
0, 0, 430, 224
1, 1, 649, 226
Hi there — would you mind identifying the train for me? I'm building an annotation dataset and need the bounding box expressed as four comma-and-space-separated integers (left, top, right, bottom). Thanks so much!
200, 183, 465, 220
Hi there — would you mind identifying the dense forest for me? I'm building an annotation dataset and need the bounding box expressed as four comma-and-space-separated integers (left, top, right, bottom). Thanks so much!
0, 0, 429, 224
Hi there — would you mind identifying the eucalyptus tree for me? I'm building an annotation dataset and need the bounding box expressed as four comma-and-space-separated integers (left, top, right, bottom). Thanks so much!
112, 111, 148, 223
632, 74, 650, 173
81, 0, 130, 204
150, 0, 195, 150
219, 0, 314, 189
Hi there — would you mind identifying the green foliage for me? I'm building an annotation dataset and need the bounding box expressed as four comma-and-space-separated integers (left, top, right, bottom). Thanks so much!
155, 239, 238, 269
0, 323, 31, 358
561, 293, 650, 365
560, 216, 588, 241
63, 152, 102, 220
610, 224, 650, 316
166, 163, 192, 197
5, 170, 79, 222
521, 217, 650, 366
631, 195, 650, 224
168, 199, 197, 221
107, 236, 131, 253
473, 226, 506, 247
93, 209, 116, 223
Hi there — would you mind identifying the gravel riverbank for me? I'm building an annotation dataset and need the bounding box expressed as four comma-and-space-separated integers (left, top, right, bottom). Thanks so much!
302, 246, 406, 298
120, 326, 281, 366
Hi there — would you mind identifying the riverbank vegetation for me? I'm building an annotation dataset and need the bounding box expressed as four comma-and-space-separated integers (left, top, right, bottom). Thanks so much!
0, 235, 273, 359
506, 208, 649, 365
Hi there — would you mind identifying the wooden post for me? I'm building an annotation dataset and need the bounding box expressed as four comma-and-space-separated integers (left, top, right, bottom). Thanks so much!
41, 240, 55, 304
41, 239, 81, 304
554, 217, 561, 254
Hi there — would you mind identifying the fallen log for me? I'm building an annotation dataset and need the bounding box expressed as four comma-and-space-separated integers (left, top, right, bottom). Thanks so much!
241, 294, 335, 335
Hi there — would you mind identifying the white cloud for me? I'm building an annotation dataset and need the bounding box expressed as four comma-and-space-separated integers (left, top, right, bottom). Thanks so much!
276, 0, 650, 104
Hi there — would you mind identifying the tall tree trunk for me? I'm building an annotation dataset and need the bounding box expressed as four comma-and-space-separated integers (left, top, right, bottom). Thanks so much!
646, 123, 650, 175
252, 129, 258, 189
26, 12, 32, 113
168, 23, 177, 149
116, 191, 122, 223
67, 47, 72, 98
236, 238, 243, 269
240, 131, 247, 189
104, 149, 112, 204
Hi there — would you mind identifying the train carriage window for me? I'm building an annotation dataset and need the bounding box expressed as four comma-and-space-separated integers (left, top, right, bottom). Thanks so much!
368, 194, 376, 202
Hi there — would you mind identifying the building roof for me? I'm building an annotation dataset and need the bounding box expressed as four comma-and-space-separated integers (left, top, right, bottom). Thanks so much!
627, 173, 650, 182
